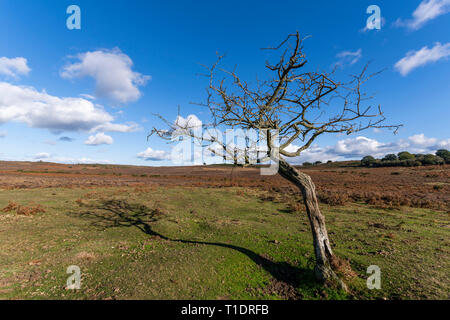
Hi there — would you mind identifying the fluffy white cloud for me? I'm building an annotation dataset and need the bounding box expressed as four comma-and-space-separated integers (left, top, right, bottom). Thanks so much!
61, 49, 150, 104
0, 57, 30, 78
0, 82, 136, 133
154, 114, 205, 141
394, 0, 450, 30
137, 147, 171, 161
395, 42, 450, 76
84, 132, 114, 146
335, 136, 386, 156
175, 114, 203, 128
335, 49, 362, 67
408, 133, 437, 146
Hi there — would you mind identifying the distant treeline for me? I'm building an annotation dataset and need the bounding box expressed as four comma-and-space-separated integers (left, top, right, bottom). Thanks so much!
361, 149, 450, 167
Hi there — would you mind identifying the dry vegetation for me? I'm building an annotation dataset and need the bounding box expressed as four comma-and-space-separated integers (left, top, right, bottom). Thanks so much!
0, 161, 448, 211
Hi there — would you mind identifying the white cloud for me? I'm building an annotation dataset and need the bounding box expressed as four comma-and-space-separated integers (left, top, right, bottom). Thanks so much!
334, 136, 386, 156
137, 147, 171, 161
0, 131, 6, 138
0, 82, 136, 133
394, 0, 450, 30
174, 114, 203, 137
61, 49, 150, 104
395, 42, 450, 75
84, 132, 114, 146
91, 122, 141, 133
0, 57, 31, 78
335, 49, 362, 67
33, 152, 51, 160
175, 114, 202, 128
408, 133, 437, 146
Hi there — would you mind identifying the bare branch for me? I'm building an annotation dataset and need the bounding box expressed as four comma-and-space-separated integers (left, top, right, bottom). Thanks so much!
150, 32, 402, 164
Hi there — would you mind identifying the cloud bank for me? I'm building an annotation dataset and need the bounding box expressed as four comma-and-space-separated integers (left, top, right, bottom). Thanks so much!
290, 134, 450, 164
0, 82, 138, 133
138, 134, 450, 165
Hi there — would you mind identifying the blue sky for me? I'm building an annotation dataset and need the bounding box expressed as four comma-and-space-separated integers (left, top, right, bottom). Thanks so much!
0, 0, 449, 165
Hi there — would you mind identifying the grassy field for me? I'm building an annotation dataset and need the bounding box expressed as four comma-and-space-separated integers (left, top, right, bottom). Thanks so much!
0, 185, 448, 300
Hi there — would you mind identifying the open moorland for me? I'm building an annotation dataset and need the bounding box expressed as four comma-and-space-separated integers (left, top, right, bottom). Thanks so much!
0, 161, 449, 300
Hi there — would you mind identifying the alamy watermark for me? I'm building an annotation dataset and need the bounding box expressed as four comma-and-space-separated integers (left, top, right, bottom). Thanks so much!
367, 265, 381, 290
168, 127, 280, 176
66, 5, 81, 30
66, 265, 81, 290
366, 5, 381, 30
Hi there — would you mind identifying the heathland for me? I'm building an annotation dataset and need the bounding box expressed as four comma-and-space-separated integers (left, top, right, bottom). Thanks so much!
0, 161, 448, 299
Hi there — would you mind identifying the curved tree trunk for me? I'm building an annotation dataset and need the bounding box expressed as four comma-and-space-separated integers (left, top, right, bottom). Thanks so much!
278, 158, 346, 289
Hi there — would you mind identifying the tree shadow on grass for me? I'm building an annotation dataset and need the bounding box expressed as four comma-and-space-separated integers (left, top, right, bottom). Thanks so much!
69, 199, 318, 299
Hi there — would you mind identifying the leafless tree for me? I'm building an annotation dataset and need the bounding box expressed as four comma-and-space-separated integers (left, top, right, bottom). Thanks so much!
150, 32, 401, 289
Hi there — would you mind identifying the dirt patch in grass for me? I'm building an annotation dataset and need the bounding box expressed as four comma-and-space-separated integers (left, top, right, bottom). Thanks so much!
264, 278, 301, 300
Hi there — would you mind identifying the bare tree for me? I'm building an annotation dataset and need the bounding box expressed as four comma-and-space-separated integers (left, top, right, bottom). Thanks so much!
150, 32, 401, 289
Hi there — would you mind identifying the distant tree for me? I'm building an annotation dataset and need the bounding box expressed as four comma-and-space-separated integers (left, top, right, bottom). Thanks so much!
436, 149, 450, 163
303, 162, 313, 167
398, 151, 415, 161
327, 160, 333, 164
382, 154, 397, 161
422, 154, 444, 165
361, 155, 376, 167
435, 156, 445, 165
314, 161, 322, 165
150, 32, 400, 288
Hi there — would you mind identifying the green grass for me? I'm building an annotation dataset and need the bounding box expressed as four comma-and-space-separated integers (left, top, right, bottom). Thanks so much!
0, 186, 448, 300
